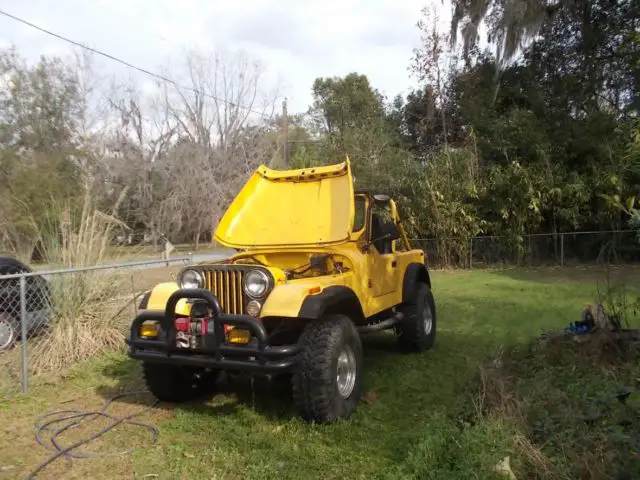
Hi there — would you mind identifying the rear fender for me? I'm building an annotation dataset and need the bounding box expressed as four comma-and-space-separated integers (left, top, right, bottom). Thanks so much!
402, 263, 431, 304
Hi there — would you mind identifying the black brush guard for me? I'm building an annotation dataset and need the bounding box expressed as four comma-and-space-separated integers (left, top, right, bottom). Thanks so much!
126, 288, 299, 373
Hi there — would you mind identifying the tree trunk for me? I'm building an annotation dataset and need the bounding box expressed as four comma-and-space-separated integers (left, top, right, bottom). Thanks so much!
195, 221, 201, 251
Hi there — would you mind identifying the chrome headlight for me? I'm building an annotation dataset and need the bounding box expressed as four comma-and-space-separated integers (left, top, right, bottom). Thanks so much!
244, 270, 270, 298
178, 269, 204, 289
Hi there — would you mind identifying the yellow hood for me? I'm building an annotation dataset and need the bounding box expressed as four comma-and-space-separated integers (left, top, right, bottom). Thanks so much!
214, 160, 355, 249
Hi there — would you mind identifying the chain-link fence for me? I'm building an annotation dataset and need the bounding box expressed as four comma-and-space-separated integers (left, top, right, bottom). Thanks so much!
411, 230, 640, 269
2, 230, 638, 395
0, 255, 204, 395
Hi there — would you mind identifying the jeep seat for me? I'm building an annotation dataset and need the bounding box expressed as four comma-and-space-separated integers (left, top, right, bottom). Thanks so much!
371, 213, 393, 254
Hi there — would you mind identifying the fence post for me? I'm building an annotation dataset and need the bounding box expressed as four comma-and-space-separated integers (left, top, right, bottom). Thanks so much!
560, 233, 564, 266
469, 238, 473, 269
19, 275, 28, 393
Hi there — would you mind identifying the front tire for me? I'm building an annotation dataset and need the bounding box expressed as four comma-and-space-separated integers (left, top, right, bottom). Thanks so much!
292, 314, 364, 423
142, 362, 218, 403
397, 283, 436, 352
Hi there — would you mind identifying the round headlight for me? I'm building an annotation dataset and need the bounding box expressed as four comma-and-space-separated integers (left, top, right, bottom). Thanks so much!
244, 270, 270, 298
179, 269, 204, 289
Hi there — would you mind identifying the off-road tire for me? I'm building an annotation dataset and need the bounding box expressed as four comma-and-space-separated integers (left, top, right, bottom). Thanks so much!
0, 256, 33, 274
0, 255, 51, 314
0, 313, 18, 351
397, 282, 436, 352
142, 362, 218, 403
292, 314, 364, 423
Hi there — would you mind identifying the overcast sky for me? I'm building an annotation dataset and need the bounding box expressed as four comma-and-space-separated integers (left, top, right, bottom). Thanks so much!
0, 0, 452, 115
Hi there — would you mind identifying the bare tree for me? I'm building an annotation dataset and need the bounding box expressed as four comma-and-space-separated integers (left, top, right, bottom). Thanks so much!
160, 47, 279, 149
94, 79, 178, 244
98, 46, 281, 245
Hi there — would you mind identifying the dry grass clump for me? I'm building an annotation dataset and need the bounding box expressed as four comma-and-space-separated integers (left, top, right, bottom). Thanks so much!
26, 192, 134, 374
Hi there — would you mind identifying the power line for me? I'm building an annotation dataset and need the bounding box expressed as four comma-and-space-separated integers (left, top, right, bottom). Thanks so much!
0, 9, 273, 119
91, 0, 178, 48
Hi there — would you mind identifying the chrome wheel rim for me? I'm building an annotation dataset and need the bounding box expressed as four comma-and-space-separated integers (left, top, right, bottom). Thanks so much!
423, 301, 433, 336
336, 345, 357, 398
0, 318, 15, 350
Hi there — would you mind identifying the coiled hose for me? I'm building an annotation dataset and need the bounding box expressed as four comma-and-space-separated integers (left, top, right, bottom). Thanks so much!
25, 290, 159, 478
25, 391, 159, 479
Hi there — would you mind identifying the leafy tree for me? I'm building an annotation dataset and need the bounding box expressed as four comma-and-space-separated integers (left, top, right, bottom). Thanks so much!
0, 49, 86, 257
310, 73, 385, 136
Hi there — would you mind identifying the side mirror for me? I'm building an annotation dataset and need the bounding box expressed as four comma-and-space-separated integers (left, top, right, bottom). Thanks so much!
373, 194, 391, 206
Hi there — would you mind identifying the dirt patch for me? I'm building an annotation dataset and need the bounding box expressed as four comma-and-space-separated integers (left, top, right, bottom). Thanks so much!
536, 329, 640, 366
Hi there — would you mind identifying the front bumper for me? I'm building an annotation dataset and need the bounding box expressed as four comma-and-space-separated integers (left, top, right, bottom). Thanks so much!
126, 288, 299, 374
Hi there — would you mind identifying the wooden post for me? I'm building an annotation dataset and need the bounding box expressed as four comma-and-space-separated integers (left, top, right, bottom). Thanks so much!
282, 97, 289, 166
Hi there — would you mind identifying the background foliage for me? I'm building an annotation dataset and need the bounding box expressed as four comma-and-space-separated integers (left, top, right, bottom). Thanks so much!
0, 1, 638, 265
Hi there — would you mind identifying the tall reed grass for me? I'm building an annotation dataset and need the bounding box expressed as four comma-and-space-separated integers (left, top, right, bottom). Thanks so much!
25, 191, 134, 374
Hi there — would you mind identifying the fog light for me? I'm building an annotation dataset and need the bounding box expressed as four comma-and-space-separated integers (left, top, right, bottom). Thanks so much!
140, 321, 159, 338
227, 329, 251, 344
246, 300, 262, 317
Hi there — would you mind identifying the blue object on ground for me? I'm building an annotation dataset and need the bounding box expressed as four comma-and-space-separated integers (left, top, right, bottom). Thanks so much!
566, 323, 593, 334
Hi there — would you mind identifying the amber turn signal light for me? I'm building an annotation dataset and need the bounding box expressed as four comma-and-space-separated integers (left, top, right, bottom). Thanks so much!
227, 329, 251, 344
140, 321, 159, 338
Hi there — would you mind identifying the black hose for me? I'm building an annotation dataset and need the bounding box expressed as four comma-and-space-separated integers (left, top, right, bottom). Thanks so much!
25, 390, 160, 479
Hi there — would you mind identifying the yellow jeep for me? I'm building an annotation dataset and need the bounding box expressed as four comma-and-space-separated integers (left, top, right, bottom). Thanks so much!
126, 159, 436, 423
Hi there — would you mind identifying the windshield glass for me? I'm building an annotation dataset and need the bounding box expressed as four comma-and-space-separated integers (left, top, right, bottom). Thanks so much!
353, 196, 366, 232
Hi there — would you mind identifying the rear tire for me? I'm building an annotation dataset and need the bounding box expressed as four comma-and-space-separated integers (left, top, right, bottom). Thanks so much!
397, 283, 436, 352
0, 313, 18, 351
292, 314, 364, 423
142, 362, 218, 403
0, 256, 33, 274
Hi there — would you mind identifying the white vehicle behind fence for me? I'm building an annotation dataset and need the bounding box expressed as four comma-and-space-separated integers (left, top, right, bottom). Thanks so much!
0, 256, 52, 351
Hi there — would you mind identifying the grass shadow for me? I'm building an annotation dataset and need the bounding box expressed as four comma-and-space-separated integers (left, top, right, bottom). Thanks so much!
94, 328, 497, 417
95, 355, 298, 422
94, 328, 501, 462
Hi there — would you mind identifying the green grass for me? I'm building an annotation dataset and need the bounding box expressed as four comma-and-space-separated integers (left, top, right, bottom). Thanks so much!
1, 267, 639, 479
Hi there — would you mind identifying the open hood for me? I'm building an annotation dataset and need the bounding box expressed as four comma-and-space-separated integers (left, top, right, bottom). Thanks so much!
214, 159, 355, 249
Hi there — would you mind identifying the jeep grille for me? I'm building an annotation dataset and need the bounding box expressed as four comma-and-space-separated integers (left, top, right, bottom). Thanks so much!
204, 269, 245, 315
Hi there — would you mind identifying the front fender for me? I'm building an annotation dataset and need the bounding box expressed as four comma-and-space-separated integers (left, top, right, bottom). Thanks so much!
260, 283, 318, 318
260, 273, 356, 319
142, 282, 192, 316
297, 285, 365, 322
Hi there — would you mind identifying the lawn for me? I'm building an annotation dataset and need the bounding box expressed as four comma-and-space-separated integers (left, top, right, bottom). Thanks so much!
1, 266, 639, 479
